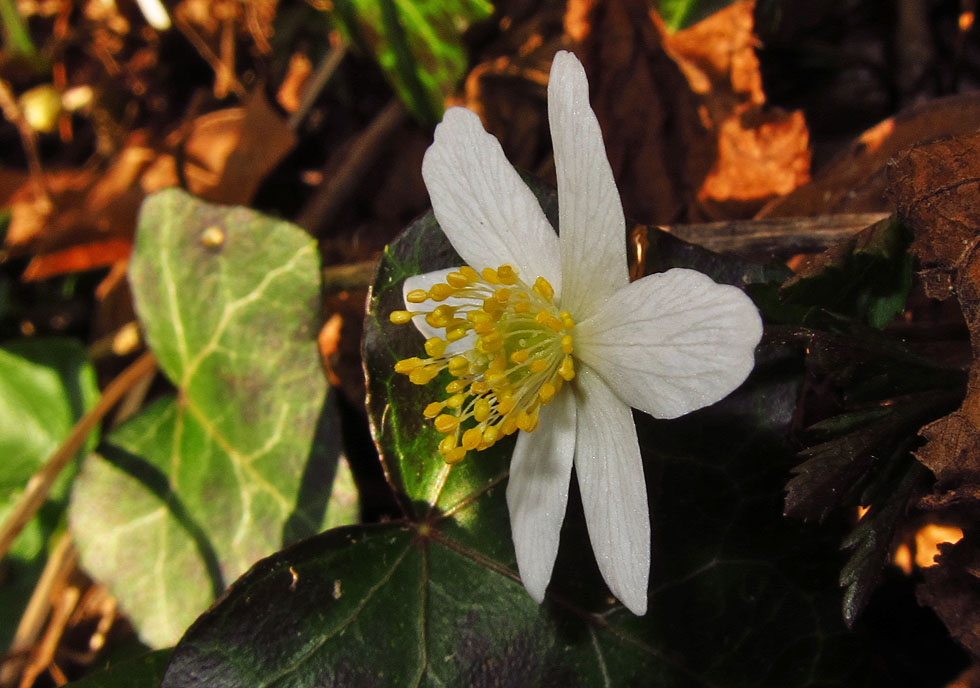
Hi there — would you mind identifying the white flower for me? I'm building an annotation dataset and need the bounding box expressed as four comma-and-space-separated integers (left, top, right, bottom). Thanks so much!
389, 51, 762, 615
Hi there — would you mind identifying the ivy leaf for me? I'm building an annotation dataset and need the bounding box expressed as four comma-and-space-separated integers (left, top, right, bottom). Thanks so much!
68, 189, 343, 648
0, 338, 98, 650
162, 183, 872, 686
332, 0, 494, 125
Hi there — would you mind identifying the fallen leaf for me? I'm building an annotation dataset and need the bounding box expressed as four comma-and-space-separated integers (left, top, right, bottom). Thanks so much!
659, 0, 810, 218
761, 93, 980, 218
889, 130, 980, 660
3, 89, 295, 280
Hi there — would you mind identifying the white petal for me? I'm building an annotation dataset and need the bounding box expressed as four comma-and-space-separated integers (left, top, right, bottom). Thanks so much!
575, 268, 763, 420
506, 388, 577, 603
401, 268, 475, 354
422, 107, 561, 292
548, 51, 628, 320
573, 365, 649, 615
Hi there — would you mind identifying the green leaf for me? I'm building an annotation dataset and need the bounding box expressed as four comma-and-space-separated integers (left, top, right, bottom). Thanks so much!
756, 216, 913, 329
69, 189, 342, 648
65, 650, 172, 688
163, 183, 872, 686
332, 0, 493, 125
0, 338, 98, 650
656, 0, 741, 32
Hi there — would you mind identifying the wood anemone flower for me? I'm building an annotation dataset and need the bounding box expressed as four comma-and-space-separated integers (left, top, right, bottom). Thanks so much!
389, 50, 763, 614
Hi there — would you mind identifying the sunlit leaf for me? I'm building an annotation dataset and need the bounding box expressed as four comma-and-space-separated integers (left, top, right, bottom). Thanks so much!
656, 0, 741, 32
69, 189, 342, 648
0, 338, 98, 650
332, 0, 494, 124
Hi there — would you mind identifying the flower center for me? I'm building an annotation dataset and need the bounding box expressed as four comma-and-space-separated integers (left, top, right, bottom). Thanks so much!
391, 264, 576, 464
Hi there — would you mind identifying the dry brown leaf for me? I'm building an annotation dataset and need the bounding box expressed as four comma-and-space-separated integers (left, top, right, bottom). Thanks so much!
918, 535, 980, 661
763, 93, 980, 218
659, 0, 810, 219
889, 131, 980, 661
3, 89, 294, 279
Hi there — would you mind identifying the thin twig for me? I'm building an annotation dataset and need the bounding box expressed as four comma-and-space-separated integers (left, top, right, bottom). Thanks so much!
0, 352, 157, 563
0, 79, 51, 209
288, 43, 347, 131
297, 98, 406, 235
652, 213, 890, 258
0, 534, 76, 687
17, 583, 80, 688
321, 260, 377, 293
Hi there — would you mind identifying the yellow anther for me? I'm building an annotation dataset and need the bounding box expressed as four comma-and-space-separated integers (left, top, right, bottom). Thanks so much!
510, 349, 529, 364
446, 326, 469, 342
483, 426, 500, 444
480, 332, 503, 353
409, 365, 439, 385
429, 283, 456, 301
438, 435, 457, 454
425, 337, 447, 357
561, 335, 574, 355
467, 311, 491, 324
390, 310, 414, 325
533, 276, 554, 302
534, 310, 550, 326
460, 266, 480, 282
446, 393, 466, 409
448, 356, 469, 375
538, 382, 556, 404
474, 321, 495, 335
485, 370, 506, 386
424, 402, 444, 419
493, 288, 511, 303
545, 315, 563, 332
446, 380, 467, 394
481, 267, 501, 284
406, 289, 429, 303
462, 428, 483, 450
426, 305, 455, 328
529, 359, 548, 374
446, 271, 470, 288
514, 301, 531, 314
497, 265, 518, 284
497, 395, 516, 414
470, 380, 489, 395
501, 417, 519, 436
394, 357, 423, 374
434, 414, 460, 433
562, 315, 575, 330
474, 398, 492, 422
445, 447, 467, 464
517, 410, 539, 432
488, 356, 507, 373
559, 355, 575, 381
482, 299, 504, 318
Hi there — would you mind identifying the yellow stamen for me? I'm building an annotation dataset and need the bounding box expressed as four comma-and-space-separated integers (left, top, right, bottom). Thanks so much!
391, 262, 579, 462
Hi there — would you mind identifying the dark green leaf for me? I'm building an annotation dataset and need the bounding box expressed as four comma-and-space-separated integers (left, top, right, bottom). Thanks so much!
69, 189, 343, 647
333, 0, 493, 124
758, 216, 913, 329
65, 650, 172, 688
164, 181, 871, 686
0, 338, 98, 650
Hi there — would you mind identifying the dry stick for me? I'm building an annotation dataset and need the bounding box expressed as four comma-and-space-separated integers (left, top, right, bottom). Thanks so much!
297, 98, 406, 234
18, 583, 80, 688
653, 212, 891, 258
0, 352, 157, 563
0, 534, 77, 687
0, 79, 51, 209
288, 43, 347, 131
321, 260, 377, 293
